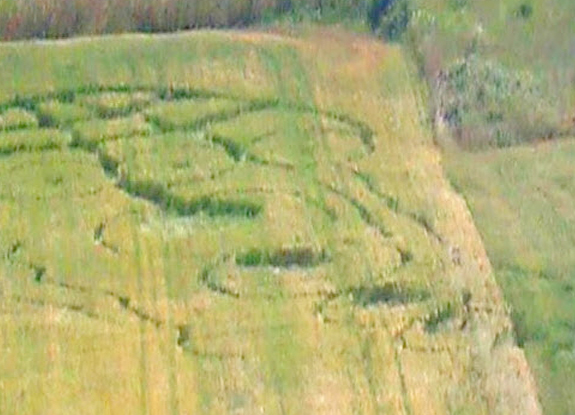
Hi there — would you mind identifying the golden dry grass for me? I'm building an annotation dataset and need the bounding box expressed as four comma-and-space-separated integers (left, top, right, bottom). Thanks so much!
0, 28, 540, 414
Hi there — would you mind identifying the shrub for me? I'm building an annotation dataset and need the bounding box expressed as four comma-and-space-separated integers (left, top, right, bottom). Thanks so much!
368, 0, 395, 30
435, 55, 561, 149
516, 3, 533, 19
369, 0, 411, 41
378, 0, 411, 41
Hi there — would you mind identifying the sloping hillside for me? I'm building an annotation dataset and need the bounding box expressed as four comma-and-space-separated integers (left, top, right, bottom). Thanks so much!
0, 29, 539, 414
446, 137, 575, 415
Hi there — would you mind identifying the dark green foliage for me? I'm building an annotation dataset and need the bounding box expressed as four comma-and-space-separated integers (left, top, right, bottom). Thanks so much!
368, 0, 395, 30
98, 152, 120, 178
276, 0, 294, 14
0, 129, 70, 154
398, 248, 413, 265
424, 302, 454, 333
326, 111, 376, 153
32, 265, 46, 283
121, 179, 262, 218
511, 309, 528, 347
176, 324, 192, 349
348, 283, 430, 307
4, 241, 22, 262
272, 0, 373, 24
210, 135, 248, 162
236, 247, 329, 268
354, 171, 400, 211
37, 101, 92, 127
367, 0, 411, 41
376, 0, 411, 41
436, 55, 560, 149
448, 0, 468, 11
516, 3, 533, 19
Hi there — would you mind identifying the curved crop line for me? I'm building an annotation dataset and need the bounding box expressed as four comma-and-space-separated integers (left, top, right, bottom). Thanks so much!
320, 181, 422, 268
74, 139, 265, 219
198, 249, 333, 300
0, 85, 378, 222
5, 256, 163, 328
322, 181, 393, 238
0, 85, 379, 223
0, 84, 232, 113
119, 178, 264, 218
0, 142, 62, 157
352, 169, 446, 244
8, 273, 251, 361
11, 294, 112, 323
0, 85, 387, 331
165, 166, 237, 187
209, 134, 295, 170
394, 338, 415, 415
198, 254, 241, 298
0, 84, 377, 155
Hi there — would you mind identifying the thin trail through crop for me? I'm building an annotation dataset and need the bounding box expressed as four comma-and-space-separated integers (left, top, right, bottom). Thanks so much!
0, 81, 474, 413
0, 83, 459, 329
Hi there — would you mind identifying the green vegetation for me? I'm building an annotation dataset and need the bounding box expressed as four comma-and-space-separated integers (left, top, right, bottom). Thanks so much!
235, 247, 329, 268
0, 0, 372, 40
446, 139, 575, 415
37, 100, 93, 127
78, 91, 156, 118
72, 114, 153, 147
2, 0, 572, 150
0, 128, 70, 154
0, 107, 38, 130
409, 1, 575, 412
144, 98, 243, 131
0, 29, 537, 414
369, 0, 412, 41
435, 55, 560, 149
402, 0, 575, 148
2, 0, 572, 413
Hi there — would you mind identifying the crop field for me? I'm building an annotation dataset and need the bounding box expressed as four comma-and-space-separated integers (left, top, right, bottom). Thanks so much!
0, 30, 539, 414
447, 138, 575, 415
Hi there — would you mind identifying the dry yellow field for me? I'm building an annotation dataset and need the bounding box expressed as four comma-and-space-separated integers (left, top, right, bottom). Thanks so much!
0, 29, 540, 414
